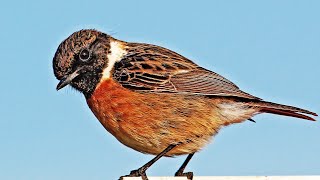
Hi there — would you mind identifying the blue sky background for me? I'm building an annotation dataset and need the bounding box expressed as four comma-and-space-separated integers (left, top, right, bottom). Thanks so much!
0, 0, 319, 179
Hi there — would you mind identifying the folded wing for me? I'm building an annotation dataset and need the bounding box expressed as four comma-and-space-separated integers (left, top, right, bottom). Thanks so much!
113, 43, 259, 100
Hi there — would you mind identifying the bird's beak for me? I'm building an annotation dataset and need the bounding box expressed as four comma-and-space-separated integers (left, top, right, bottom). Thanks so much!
56, 69, 81, 90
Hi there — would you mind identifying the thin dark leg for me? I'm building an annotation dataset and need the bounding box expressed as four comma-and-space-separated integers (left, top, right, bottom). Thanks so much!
119, 144, 177, 180
175, 153, 195, 180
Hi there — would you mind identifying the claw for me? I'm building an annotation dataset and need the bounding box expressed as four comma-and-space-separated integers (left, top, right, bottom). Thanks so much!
175, 171, 193, 180
119, 168, 148, 180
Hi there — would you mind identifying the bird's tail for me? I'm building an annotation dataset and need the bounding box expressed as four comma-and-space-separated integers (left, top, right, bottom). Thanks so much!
251, 100, 318, 121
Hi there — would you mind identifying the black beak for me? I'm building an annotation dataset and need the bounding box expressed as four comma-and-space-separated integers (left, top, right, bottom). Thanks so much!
56, 77, 71, 90
56, 69, 81, 90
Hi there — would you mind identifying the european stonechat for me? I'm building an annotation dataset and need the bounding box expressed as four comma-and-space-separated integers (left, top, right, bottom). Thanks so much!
53, 29, 317, 180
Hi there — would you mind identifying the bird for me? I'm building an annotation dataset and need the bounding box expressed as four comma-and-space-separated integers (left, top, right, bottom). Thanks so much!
53, 29, 317, 180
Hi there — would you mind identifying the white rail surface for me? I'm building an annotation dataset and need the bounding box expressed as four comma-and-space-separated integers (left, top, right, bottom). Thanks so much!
123, 176, 320, 180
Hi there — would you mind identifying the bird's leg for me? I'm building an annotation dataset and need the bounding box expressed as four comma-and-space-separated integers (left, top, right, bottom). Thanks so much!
174, 153, 195, 180
119, 144, 178, 180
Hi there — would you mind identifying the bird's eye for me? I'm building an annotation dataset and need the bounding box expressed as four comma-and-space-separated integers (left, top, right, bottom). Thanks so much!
79, 49, 91, 62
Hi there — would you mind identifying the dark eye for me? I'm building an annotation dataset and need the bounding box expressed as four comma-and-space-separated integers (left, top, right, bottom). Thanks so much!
79, 49, 91, 61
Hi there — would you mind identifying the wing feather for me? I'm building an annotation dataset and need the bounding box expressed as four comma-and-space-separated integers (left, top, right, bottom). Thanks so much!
112, 43, 259, 100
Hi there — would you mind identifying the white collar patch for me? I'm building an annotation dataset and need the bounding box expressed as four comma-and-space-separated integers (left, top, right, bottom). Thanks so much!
102, 40, 127, 79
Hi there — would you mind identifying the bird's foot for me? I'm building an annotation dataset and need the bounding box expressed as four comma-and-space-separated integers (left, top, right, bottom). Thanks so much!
119, 168, 148, 180
175, 171, 193, 180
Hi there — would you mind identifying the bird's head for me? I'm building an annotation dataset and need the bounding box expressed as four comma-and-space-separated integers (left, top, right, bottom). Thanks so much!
53, 29, 126, 98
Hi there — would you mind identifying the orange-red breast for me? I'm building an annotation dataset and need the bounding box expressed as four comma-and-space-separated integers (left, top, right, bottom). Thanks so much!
53, 29, 317, 180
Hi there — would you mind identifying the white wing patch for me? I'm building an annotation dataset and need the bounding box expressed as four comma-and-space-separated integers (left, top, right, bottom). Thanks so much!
102, 40, 127, 79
